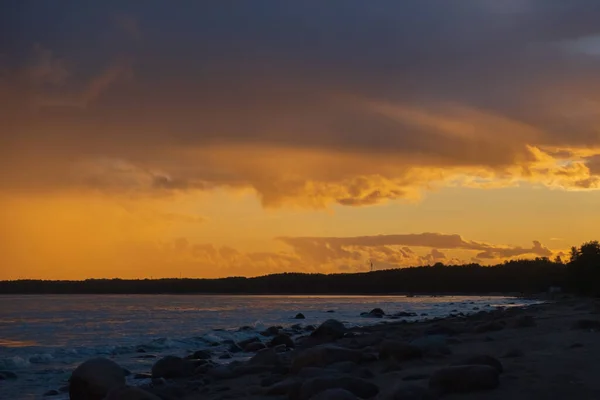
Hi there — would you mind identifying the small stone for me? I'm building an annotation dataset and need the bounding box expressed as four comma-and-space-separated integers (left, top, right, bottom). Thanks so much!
133, 373, 152, 379
295, 313, 306, 319
228, 343, 243, 353
292, 345, 364, 372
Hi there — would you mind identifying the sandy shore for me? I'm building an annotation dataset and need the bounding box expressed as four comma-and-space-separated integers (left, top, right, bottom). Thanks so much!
69, 296, 600, 400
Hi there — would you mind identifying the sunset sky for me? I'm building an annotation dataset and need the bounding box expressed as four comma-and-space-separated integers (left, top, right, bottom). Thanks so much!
2, 1, 600, 280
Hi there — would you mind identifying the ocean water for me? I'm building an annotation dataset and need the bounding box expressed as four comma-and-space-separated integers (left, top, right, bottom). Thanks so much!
0, 294, 540, 399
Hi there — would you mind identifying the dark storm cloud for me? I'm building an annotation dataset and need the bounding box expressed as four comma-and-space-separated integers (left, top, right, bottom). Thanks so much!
3, 1, 600, 204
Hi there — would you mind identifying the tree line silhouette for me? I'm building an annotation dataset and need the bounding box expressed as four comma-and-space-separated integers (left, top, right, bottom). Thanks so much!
1, 241, 598, 295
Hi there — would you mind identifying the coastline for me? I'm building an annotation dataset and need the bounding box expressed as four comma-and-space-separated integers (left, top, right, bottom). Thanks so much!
55, 294, 600, 399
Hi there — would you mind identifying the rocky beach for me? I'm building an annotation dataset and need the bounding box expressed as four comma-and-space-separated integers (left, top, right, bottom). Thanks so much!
53, 296, 600, 400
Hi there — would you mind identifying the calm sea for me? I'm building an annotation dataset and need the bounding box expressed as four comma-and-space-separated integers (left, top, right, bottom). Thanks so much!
0, 294, 540, 399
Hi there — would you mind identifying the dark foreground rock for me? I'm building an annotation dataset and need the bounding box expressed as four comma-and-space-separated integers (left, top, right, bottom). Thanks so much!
151, 356, 194, 379
311, 319, 347, 341
429, 365, 499, 394
0, 370, 17, 380
69, 357, 126, 400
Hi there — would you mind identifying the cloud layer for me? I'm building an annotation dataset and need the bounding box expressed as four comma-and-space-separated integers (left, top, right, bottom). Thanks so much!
2, 1, 600, 207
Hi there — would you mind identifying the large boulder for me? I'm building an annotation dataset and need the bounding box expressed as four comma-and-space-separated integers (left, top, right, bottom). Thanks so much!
151, 356, 194, 379
104, 386, 161, 400
270, 333, 295, 349
292, 345, 364, 372
429, 365, 499, 394
298, 377, 379, 400
311, 319, 347, 341
248, 348, 282, 366
451, 355, 503, 373
69, 357, 126, 400
379, 340, 422, 361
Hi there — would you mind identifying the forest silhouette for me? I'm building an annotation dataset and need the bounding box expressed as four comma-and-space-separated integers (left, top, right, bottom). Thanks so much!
1, 241, 598, 295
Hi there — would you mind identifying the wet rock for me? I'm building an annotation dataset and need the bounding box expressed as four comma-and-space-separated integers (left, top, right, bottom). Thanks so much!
309, 388, 359, 400
452, 355, 503, 373
43, 390, 59, 396
299, 377, 379, 400
218, 353, 232, 360
379, 340, 422, 361
69, 357, 126, 400
207, 365, 234, 380
513, 315, 536, 328
262, 326, 282, 336
136, 354, 157, 359
410, 335, 451, 356
429, 365, 499, 394
311, 319, 347, 341
228, 343, 244, 353
380, 384, 437, 400
361, 308, 386, 318
295, 313, 306, 319
0, 370, 17, 380
151, 356, 194, 379
270, 333, 295, 349
249, 348, 282, 366
292, 345, 365, 372
134, 373, 152, 380
187, 349, 212, 360
238, 337, 261, 348
326, 310, 336, 313
474, 321, 504, 333
245, 341, 267, 352
104, 386, 161, 400
572, 319, 600, 330
305, 325, 316, 332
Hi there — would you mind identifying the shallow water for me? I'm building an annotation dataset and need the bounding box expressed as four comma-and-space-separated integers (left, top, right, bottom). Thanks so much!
0, 294, 540, 399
